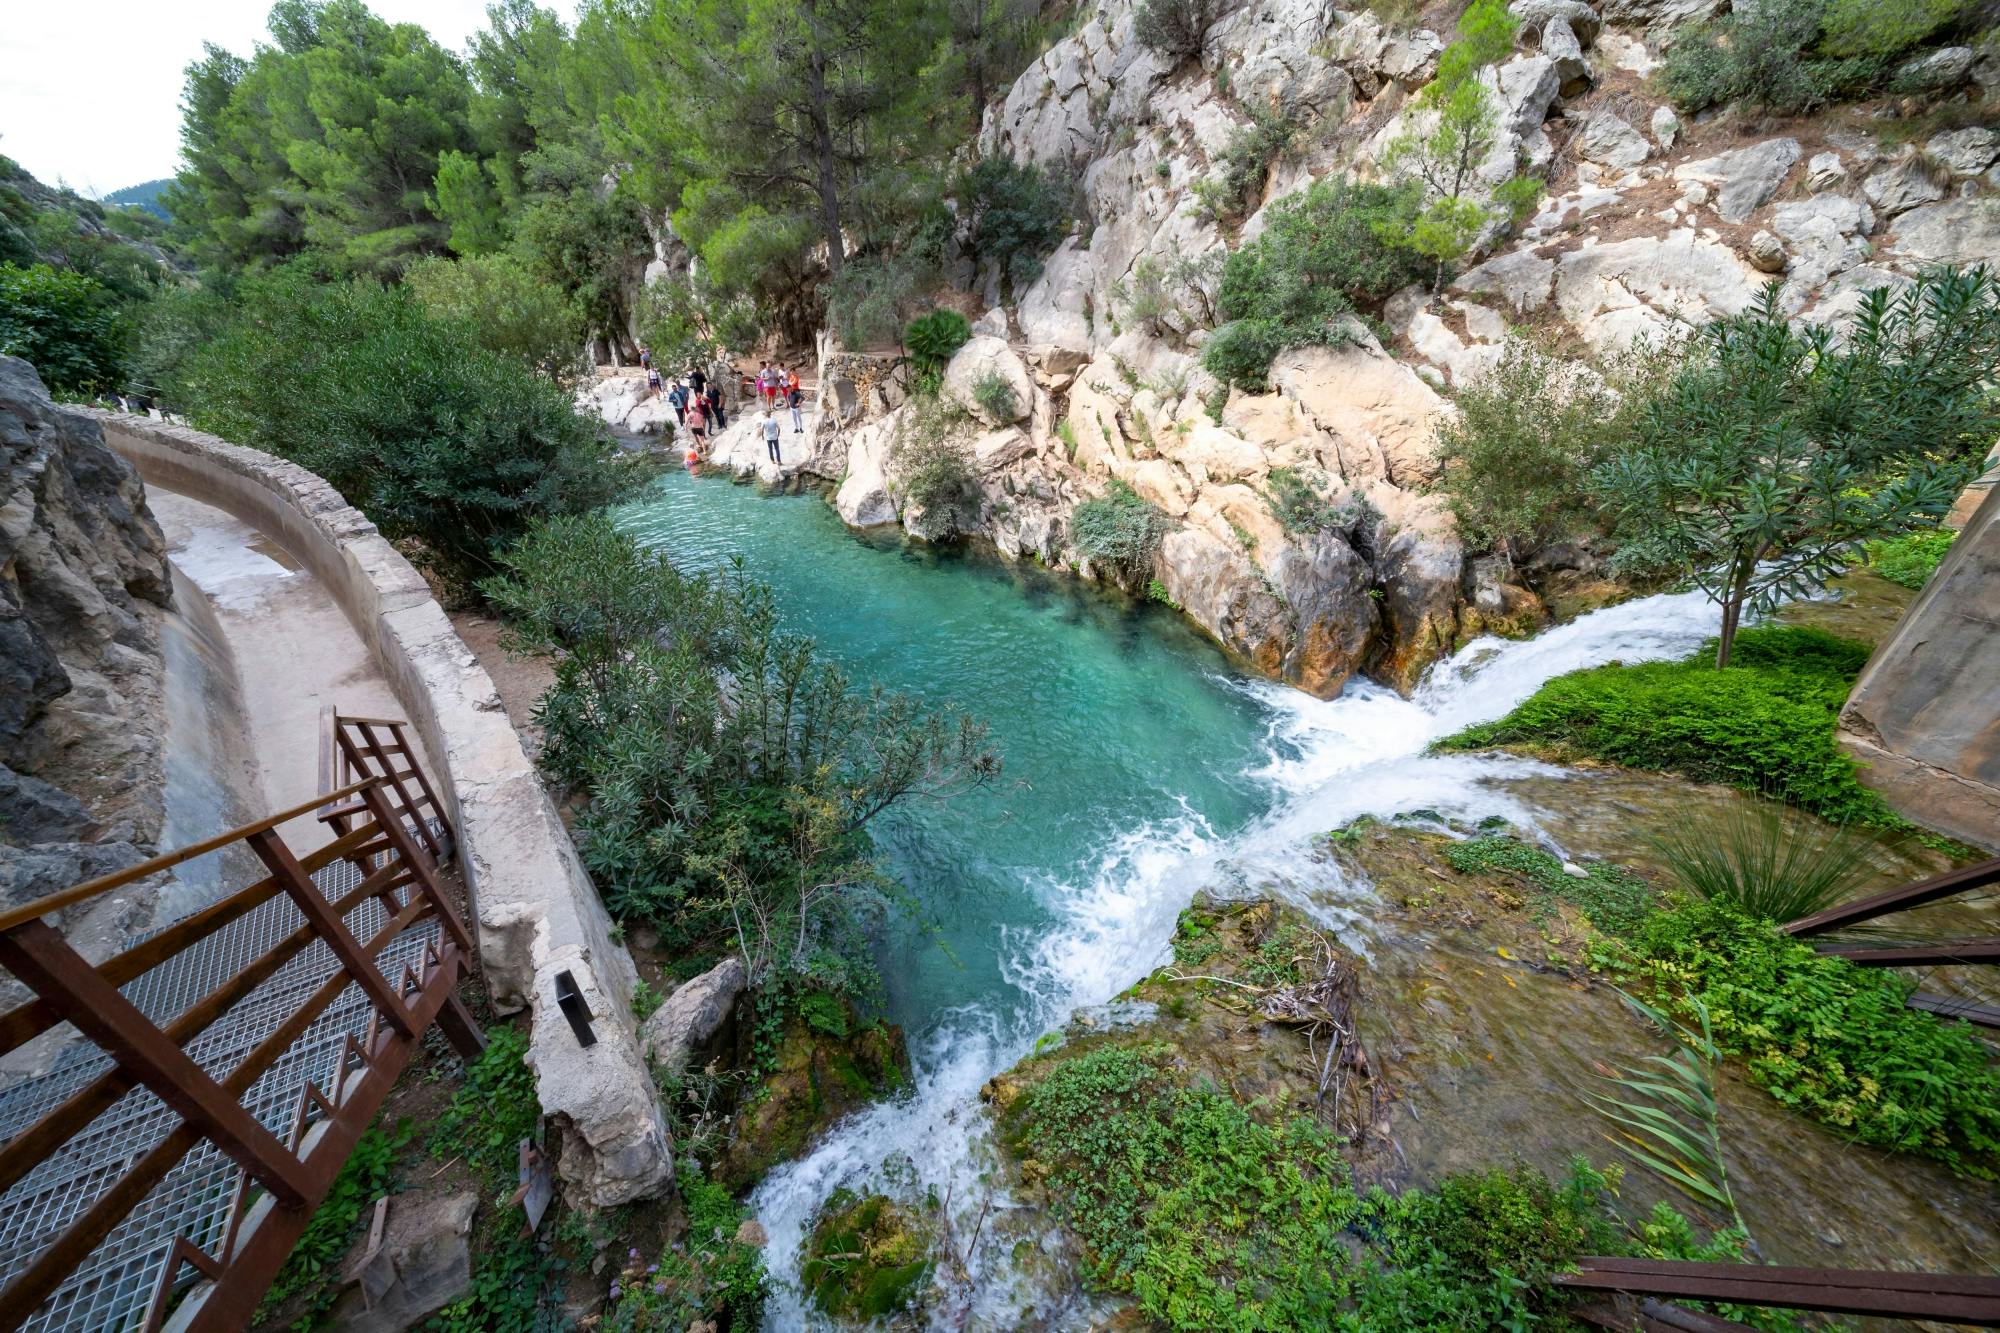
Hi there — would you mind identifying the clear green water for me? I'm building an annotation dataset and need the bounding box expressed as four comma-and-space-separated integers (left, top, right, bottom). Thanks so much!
617, 470, 1278, 1029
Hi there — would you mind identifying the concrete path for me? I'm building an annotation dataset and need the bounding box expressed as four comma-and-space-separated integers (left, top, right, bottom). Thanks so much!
151, 487, 424, 857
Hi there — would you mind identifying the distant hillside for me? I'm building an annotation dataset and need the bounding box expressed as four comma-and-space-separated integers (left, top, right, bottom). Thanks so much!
102, 178, 172, 220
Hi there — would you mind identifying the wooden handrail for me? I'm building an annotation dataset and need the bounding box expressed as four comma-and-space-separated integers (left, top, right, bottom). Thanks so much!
1784, 856, 2000, 937
0, 777, 386, 933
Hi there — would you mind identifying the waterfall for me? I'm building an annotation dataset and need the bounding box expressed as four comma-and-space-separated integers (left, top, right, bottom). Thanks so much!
749, 585, 1725, 1329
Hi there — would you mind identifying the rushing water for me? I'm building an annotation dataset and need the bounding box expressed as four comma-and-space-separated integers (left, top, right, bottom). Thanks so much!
615, 470, 1731, 1328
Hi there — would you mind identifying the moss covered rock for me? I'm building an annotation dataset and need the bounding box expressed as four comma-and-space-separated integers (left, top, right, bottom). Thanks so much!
799, 1190, 935, 1321
718, 1001, 911, 1191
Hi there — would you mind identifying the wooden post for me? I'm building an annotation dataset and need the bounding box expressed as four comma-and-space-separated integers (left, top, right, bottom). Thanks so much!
247, 829, 417, 1040
0, 921, 311, 1209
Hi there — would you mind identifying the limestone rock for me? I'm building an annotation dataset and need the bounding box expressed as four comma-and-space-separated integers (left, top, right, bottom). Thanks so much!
1746, 230, 1788, 274
1597, 0, 1722, 34
1864, 158, 1948, 216
943, 336, 1033, 427
1536, 18, 1592, 94
640, 955, 747, 1072
0, 764, 97, 844
1576, 111, 1649, 169
1366, 496, 1464, 692
1672, 138, 1801, 222
1890, 197, 2000, 264
1649, 105, 1679, 151
1223, 0, 1356, 116
1510, 0, 1601, 46
1267, 530, 1381, 696
1456, 248, 1557, 313
1268, 341, 1449, 487
1805, 151, 1848, 191
1552, 228, 1766, 352
1929, 127, 1999, 176
1895, 46, 1975, 90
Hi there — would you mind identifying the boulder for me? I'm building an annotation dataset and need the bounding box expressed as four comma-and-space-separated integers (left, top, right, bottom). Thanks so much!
1650, 105, 1680, 151
1552, 228, 1765, 353
1269, 342, 1450, 487
943, 336, 1034, 427
1890, 197, 2000, 264
1576, 111, 1650, 169
640, 955, 747, 1071
1805, 151, 1848, 191
1597, 0, 1722, 32
834, 425, 899, 529
1864, 158, 1948, 216
1746, 230, 1788, 274
1895, 46, 1975, 90
1456, 247, 1557, 313
1672, 138, 1801, 222
0, 764, 97, 844
1267, 530, 1381, 696
1928, 127, 1999, 176
1536, 18, 1592, 94
971, 427, 1035, 472
801, 1191, 935, 1322
1164, 420, 1268, 485
1155, 528, 1294, 683
1509, 0, 1601, 45
1365, 497, 1465, 692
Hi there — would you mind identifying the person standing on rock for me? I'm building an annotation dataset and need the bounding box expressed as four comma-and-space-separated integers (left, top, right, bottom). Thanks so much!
761, 409, 783, 464
756, 362, 773, 407
686, 393, 708, 454
668, 380, 687, 430
689, 364, 707, 399
787, 372, 804, 434
706, 381, 727, 431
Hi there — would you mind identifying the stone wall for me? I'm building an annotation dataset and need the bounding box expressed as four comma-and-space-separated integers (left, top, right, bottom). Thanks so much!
1839, 482, 2000, 853
69, 406, 673, 1207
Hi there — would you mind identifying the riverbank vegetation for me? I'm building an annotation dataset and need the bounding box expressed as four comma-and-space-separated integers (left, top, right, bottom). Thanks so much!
1437, 626, 1909, 829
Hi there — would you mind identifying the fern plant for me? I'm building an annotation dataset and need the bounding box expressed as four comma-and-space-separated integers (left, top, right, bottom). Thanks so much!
903, 309, 971, 374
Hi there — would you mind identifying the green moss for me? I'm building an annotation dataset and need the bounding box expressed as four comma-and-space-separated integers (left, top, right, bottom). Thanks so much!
801, 1190, 934, 1320
1436, 626, 1911, 832
1866, 528, 1956, 590
1445, 836, 1654, 937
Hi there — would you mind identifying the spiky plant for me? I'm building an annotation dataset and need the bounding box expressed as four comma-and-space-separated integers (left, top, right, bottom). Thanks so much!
1587, 991, 1744, 1233
1647, 803, 1883, 924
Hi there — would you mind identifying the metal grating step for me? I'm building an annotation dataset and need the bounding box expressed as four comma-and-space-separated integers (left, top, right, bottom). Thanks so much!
0, 839, 447, 1332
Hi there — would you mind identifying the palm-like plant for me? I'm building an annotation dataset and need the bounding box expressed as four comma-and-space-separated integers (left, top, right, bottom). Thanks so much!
1648, 803, 1883, 924
1586, 990, 1743, 1232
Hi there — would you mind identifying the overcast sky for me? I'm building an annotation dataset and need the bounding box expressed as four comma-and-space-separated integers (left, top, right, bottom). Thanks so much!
3, 1, 573, 198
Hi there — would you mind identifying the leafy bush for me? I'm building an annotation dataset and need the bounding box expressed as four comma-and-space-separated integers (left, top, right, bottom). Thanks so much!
956, 158, 1070, 296
1264, 466, 1354, 536
1658, 0, 1898, 114
825, 249, 939, 350
1647, 803, 1885, 923
1071, 479, 1170, 583
1436, 626, 1911, 830
483, 515, 996, 985
904, 309, 972, 374
890, 393, 982, 541
404, 252, 586, 385
1203, 179, 1426, 390
1133, 0, 1224, 61
1433, 336, 1644, 554
1821, 0, 1966, 58
1199, 106, 1300, 222
1867, 527, 1956, 589
0, 263, 128, 395
174, 264, 646, 587
970, 367, 1018, 422
1626, 900, 2000, 1175
606, 1163, 767, 1330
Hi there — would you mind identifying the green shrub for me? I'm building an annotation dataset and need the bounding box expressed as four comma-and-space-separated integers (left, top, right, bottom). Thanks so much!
1658, 0, 1893, 114
174, 264, 645, 588
1201, 106, 1300, 222
1626, 900, 2000, 1174
1202, 179, 1426, 390
1820, 0, 1966, 58
1133, 0, 1224, 61
1434, 336, 1641, 553
259, 1121, 411, 1324
1071, 479, 1170, 582
891, 390, 982, 541
955, 158, 1070, 295
404, 253, 586, 385
971, 367, 1018, 422
1867, 527, 1956, 589
904, 309, 971, 374
1436, 626, 1909, 829
607, 1163, 767, 1330
1264, 466, 1354, 536
1647, 803, 1884, 923
0, 262, 128, 395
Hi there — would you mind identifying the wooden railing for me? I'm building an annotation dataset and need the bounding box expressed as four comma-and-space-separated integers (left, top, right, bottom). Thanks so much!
0, 729, 481, 1332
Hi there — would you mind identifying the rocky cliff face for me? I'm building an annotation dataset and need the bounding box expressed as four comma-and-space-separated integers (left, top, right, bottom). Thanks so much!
593, 0, 2000, 699
0, 357, 172, 1004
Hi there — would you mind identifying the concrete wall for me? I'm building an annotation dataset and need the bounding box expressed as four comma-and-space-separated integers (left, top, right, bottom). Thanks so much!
71, 408, 672, 1206
1839, 481, 2000, 854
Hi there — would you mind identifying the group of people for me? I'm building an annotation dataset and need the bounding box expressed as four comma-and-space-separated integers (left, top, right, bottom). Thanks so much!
636, 350, 807, 468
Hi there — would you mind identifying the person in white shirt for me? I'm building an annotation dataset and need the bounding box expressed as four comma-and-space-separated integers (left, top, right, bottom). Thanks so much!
760, 410, 783, 463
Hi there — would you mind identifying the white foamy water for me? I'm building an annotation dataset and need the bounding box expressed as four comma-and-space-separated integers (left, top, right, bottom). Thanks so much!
751, 585, 1724, 1329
